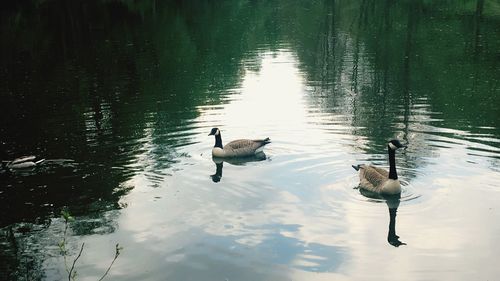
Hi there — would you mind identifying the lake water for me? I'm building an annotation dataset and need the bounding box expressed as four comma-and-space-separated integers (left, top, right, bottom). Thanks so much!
1, 1, 500, 280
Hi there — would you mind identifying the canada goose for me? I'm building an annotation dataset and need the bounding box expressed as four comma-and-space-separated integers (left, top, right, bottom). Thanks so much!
208, 128, 271, 158
352, 139, 407, 195
2, 155, 45, 170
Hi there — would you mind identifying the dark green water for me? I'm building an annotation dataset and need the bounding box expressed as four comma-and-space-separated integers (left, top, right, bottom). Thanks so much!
1, 1, 499, 280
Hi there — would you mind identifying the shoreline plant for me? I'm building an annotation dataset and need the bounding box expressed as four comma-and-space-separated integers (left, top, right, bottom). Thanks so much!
59, 209, 122, 281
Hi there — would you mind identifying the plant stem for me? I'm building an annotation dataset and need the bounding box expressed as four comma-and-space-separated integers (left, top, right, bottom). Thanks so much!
62, 218, 70, 274
97, 244, 121, 281
68, 242, 85, 281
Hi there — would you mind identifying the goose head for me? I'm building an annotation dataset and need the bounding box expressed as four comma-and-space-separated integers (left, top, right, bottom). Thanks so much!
208, 128, 220, 136
388, 139, 407, 151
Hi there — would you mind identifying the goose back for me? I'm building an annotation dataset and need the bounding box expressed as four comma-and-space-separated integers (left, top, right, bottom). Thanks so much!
11, 156, 36, 165
6, 156, 44, 169
221, 138, 270, 157
358, 165, 401, 194
358, 165, 386, 192
8, 161, 37, 169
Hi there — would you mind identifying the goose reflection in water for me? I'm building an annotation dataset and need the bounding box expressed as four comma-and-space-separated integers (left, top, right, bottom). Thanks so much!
210, 153, 267, 183
359, 189, 406, 247
210, 161, 224, 182
386, 197, 406, 247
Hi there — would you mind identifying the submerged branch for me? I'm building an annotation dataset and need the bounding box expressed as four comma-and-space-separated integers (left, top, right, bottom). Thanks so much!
68, 242, 85, 281
97, 243, 122, 281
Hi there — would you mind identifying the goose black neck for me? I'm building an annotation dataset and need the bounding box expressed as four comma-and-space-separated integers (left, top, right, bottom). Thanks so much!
215, 162, 223, 177
214, 134, 223, 149
388, 207, 397, 241
388, 146, 398, 180
211, 162, 223, 183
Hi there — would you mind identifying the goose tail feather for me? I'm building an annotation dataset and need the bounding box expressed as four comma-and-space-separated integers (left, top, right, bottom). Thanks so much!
352, 164, 361, 171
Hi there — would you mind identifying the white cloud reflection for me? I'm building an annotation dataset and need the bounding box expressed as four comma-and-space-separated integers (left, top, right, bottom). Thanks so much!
107, 49, 500, 281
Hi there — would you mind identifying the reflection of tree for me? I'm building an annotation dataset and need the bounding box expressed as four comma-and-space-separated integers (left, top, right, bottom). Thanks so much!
474, 0, 485, 54
402, 0, 421, 143
294, 0, 499, 160
1, 0, 146, 229
472, 0, 485, 94
0, 0, 297, 279
0, 0, 287, 225
1, 0, 499, 278
0, 224, 46, 281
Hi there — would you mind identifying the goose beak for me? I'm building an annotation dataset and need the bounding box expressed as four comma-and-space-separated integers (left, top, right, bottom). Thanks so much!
208, 132, 214, 136
396, 141, 408, 149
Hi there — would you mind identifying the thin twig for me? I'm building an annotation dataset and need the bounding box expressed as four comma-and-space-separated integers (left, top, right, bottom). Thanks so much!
68, 242, 85, 281
97, 244, 121, 281
62, 222, 69, 274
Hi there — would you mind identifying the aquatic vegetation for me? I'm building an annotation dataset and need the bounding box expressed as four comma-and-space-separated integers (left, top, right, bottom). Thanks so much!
59, 210, 122, 281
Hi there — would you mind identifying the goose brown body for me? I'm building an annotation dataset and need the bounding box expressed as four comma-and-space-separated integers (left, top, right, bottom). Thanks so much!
214, 138, 270, 157
356, 164, 401, 194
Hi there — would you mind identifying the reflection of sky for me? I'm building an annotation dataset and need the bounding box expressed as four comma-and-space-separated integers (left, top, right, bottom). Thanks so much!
102, 50, 351, 280
197, 50, 312, 148
45, 49, 500, 281
334, 174, 500, 281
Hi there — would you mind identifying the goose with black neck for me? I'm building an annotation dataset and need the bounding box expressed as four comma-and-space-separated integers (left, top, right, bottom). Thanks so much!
208, 128, 271, 158
352, 139, 407, 195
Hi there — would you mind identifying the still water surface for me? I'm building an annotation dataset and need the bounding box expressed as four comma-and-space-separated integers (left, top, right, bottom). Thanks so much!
1, 1, 500, 280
